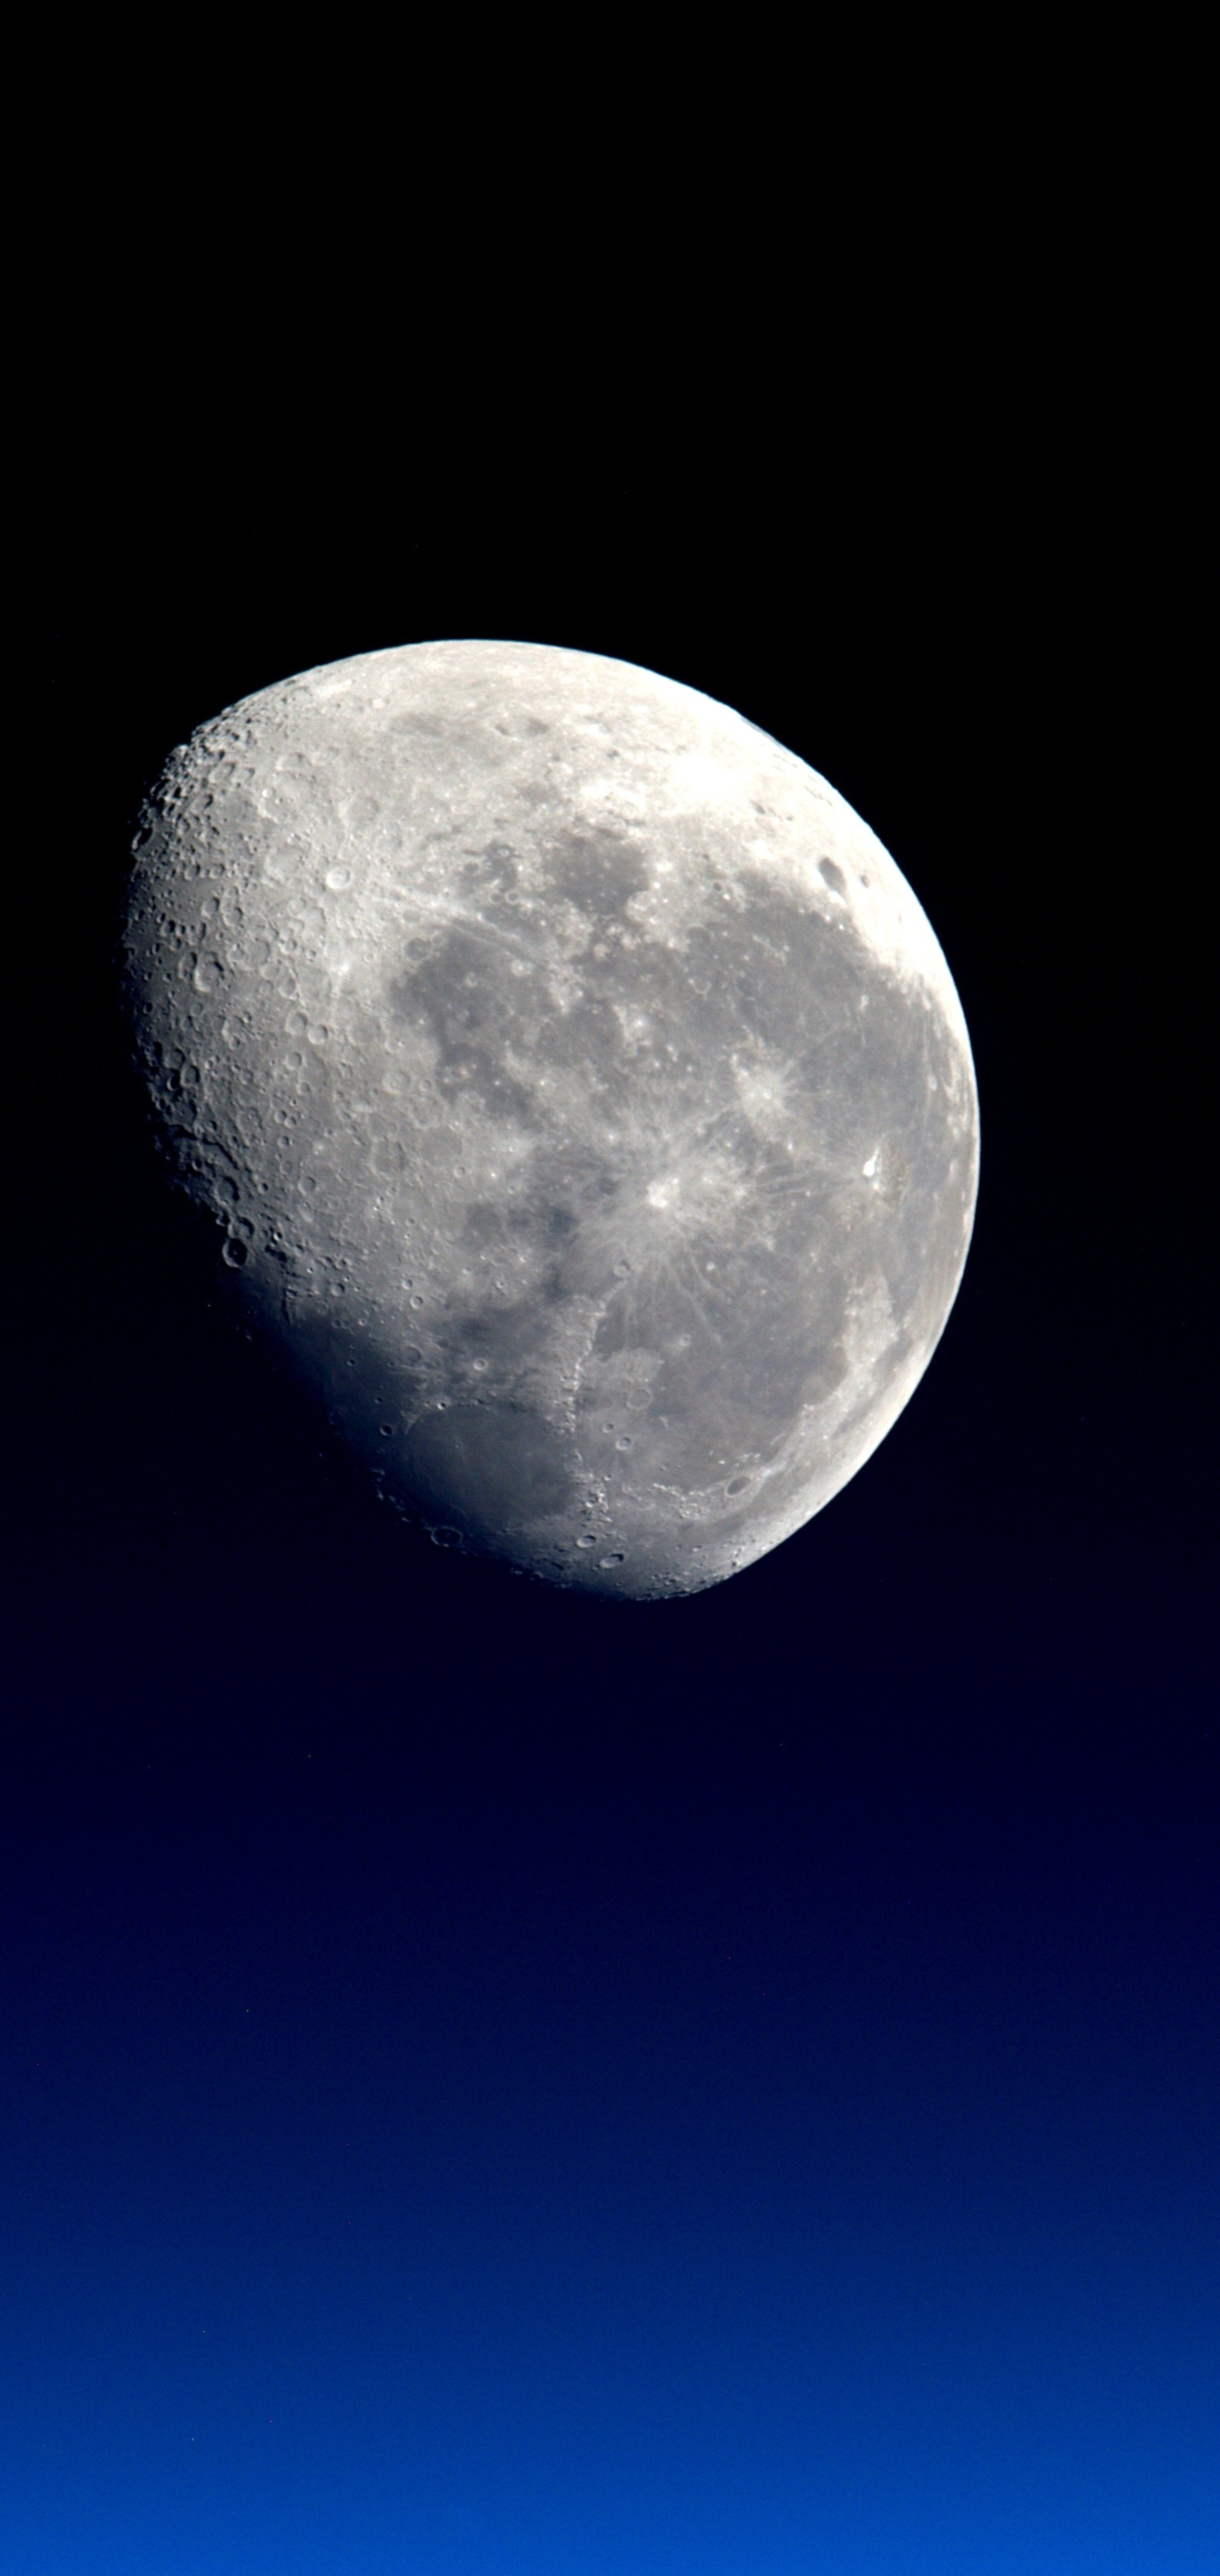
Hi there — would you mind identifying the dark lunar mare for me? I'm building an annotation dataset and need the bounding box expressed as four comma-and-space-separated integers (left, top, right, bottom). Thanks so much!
281, 848, 972, 1562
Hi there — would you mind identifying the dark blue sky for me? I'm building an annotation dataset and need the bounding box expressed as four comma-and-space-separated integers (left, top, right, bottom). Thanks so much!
8, 252, 1214, 2572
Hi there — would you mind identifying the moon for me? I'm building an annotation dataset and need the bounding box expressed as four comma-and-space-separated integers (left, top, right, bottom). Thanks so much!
123, 641, 979, 1597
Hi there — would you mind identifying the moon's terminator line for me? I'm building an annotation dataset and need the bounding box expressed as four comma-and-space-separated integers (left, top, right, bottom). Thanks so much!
123, 640, 979, 1596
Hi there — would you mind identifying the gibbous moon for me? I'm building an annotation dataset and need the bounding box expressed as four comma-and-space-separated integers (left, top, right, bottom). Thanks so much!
124, 641, 979, 1597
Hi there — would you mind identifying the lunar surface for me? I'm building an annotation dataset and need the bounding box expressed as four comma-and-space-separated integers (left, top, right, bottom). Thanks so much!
123, 641, 979, 1596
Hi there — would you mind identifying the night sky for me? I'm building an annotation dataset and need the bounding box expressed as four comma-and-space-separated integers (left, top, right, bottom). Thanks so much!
7, 322, 1214, 2574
